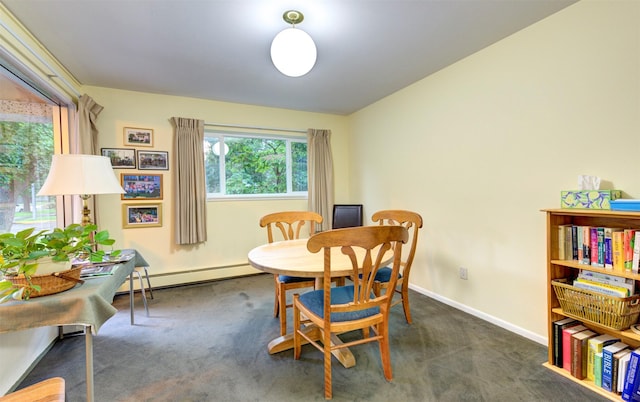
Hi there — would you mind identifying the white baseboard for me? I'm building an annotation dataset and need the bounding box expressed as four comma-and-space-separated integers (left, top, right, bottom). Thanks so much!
408, 283, 547, 346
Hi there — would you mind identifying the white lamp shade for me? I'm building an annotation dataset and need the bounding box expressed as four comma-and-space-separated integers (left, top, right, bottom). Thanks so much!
37, 154, 125, 196
270, 27, 317, 77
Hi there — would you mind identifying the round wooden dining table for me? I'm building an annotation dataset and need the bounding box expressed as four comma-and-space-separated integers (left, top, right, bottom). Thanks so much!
248, 237, 393, 368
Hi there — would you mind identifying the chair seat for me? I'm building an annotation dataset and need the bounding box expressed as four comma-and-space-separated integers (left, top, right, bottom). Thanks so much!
278, 275, 314, 284
298, 285, 379, 322
358, 267, 402, 283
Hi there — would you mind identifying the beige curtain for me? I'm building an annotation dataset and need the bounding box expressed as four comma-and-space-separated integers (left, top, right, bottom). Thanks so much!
171, 117, 207, 244
77, 94, 104, 225
78, 94, 103, 155
307, 129, 334, 232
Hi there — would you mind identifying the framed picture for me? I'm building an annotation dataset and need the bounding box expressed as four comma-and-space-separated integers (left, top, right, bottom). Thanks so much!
137, 150, 169, 170
122, 203, 162, 228
124, 127, 153, 147
120, 174, 163, 200
101, 148, 136, 169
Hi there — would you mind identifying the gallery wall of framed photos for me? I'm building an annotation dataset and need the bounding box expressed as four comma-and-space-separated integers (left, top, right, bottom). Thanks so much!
103, 126, 168, 229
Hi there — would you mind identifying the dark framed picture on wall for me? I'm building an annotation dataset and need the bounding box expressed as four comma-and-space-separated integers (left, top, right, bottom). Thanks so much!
124, 127, 153, 147
121, 174, 163, 200
122, 203, 162, 228
101, 148, 136, 169
137, 151, 169, 170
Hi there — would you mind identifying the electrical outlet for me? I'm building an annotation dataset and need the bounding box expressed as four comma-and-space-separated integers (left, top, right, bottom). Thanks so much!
459, 267, 468, 280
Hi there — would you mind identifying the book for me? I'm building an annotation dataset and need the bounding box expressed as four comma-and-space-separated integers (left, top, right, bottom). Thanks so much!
573, 278, 629, 297
80, 263, 119, 278
577, 226, 584, 262
633, 231, 640, 274
614, 230, 626, 272
588, 334, 619, 382
582, 225, 591, 265
571, 329, 596, 379
578, 270, 635, 294
622, 349, 640, 401
563, 325, 587, 372
591, 227, 600, 266
597, 227, 606, 268
557, 224, 567, 260
626, 229, 637, 271
603, 342, 630, 392
619, 350, 633, 393
553, 317, 580, 367
605, 228, 624, 269
614, 349, 632, 393
571, 225, 579, 260
595, 352, 604, 387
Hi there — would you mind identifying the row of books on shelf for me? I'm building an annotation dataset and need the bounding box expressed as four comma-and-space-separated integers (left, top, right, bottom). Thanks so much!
573, 270, 636, 297
553, 317, 640, 400
558, 225, 640, 273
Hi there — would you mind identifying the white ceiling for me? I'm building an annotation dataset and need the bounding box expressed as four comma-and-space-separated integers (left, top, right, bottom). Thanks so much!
2, 0, 577, 115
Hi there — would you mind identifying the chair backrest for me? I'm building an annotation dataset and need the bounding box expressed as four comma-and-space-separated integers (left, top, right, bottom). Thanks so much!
371, 210, 423, 275
307, 225, 408, 315
259, 211, 323, 243
332, 204, 363, 229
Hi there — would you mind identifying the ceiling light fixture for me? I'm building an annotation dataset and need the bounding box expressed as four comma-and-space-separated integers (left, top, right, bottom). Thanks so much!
270, 10, 317, 78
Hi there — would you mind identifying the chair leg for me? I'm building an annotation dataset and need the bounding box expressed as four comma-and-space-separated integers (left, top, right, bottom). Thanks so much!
273, 275, 280, 318
378, 323, 393, 381
324, 335, 333, 400
141, 266, 154, 299
278, 283, 287, 336
293, 295, 301, 360
400, 283, 412, 324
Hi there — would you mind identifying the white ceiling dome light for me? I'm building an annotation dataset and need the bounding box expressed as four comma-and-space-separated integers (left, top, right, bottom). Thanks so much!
270, 10, 317, 78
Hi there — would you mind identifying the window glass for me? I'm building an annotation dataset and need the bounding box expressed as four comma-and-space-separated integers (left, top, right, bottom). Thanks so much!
204, 132, 307, 198
0, 70, 58, 233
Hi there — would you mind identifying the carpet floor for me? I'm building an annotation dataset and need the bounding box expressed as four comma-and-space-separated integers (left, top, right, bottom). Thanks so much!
17, 274, 607, 401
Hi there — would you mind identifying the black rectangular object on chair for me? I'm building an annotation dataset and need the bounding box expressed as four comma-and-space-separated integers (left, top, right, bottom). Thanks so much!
332, 204, 363, 229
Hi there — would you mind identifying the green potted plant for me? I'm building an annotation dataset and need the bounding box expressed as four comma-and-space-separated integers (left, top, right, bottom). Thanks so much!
0, 223, 119, 302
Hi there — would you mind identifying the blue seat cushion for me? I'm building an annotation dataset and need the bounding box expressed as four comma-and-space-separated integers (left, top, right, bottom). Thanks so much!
358, 267, 401, 283
298, 285, 380, 322
278, 275, 313, 284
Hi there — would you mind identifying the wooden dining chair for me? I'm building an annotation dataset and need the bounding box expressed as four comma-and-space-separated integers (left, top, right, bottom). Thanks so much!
259, 211, 323, 336
371, 210, 423, 324
0, 377, 65, 401
293, 225, 408, 399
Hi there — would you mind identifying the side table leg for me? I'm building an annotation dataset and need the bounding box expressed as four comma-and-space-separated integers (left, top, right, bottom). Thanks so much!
130, 273, 134, 325
85, 325, 94, 402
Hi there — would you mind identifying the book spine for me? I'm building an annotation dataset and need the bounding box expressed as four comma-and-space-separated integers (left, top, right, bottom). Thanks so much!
626, 229, 636, 271
558, 225, 566, 260
591, 227, 600, 267
572, 226, 579, 260
605, 227, 614, 269
595, 352, 603, 387
583, 226, 591, 265
598, 227, 606, 268
622, 352, 638, 400
577, 226, 584, 263
571, 335, 582, 378
614, 230, 626, 272
603, 350, 615, 391
633, 231, 640, 274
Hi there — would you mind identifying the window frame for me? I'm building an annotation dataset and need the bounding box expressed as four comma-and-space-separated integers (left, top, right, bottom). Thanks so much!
204, 130, 308, 201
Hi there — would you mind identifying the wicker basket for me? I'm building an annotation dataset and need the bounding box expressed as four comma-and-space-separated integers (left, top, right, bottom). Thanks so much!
6, 266, 84, 298
552, 279, 640, 330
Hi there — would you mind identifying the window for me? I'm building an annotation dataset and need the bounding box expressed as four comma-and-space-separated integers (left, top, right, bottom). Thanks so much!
0, 67, 62, 233
204, 131, 307, 199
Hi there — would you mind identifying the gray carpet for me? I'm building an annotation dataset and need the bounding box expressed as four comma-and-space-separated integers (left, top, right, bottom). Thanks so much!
17, 274, 607, 401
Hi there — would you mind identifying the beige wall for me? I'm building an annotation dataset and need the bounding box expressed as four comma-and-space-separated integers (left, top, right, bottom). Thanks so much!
84, 86, 351, 288
349, 0, 640, 340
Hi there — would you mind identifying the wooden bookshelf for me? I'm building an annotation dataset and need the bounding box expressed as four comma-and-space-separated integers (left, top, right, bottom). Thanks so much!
544, 209, 640, 401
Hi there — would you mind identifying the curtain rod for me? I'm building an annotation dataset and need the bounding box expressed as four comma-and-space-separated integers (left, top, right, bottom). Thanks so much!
204, 122, 307, 134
